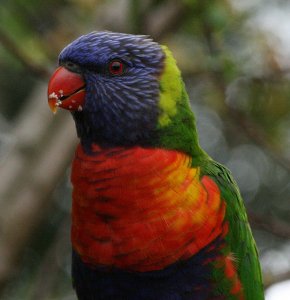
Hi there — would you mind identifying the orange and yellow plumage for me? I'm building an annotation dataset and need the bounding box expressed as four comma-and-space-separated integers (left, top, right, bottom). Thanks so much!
71, 145, 228, 271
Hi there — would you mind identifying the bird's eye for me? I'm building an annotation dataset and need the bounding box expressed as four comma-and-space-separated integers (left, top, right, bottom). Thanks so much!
108, 60, 124, 76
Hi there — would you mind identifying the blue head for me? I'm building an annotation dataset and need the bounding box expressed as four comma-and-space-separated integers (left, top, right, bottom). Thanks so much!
57, 31, 165, 149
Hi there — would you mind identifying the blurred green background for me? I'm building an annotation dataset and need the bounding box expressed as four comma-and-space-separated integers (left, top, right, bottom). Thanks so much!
1, 0, 290, 299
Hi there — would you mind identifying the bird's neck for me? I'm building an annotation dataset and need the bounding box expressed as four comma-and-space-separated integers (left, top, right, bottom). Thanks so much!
70, 143, 228, 272
72, 110, 158, 152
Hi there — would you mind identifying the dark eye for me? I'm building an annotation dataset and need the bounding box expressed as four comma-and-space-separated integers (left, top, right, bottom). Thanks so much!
108, 60, 124, 75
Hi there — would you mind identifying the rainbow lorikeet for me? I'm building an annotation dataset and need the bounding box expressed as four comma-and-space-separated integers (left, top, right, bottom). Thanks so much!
47, 31, 264, 300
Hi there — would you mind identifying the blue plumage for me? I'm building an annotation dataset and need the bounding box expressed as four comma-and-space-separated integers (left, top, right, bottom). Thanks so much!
58, 32, 165, 150
72, 237, 224, 300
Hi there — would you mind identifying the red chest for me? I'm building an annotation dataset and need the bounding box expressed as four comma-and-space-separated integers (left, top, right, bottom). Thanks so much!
71, 144, 227, 271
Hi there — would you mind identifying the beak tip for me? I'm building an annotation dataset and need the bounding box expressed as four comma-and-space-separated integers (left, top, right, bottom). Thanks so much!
48, 98, 58, 114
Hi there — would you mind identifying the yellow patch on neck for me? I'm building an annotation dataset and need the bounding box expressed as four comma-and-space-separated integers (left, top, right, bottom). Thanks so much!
158, 46, 183, 127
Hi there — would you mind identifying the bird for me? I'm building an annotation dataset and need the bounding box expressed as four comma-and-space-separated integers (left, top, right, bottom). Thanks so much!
47, 31, 264, 300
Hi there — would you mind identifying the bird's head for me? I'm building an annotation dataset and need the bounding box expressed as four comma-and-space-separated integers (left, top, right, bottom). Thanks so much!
48, 31, 203, 158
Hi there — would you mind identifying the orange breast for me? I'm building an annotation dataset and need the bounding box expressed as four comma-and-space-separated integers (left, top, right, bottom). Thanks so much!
71, 144, 228, 271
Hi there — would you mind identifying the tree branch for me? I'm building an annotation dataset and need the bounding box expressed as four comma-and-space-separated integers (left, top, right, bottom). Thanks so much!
143, 0, 187, 40
263, 269, 290, 289
0, 83, 77, 290
248, 211, 290, 239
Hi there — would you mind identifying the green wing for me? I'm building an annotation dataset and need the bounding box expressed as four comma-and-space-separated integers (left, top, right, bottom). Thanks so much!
201, 159, 264, 300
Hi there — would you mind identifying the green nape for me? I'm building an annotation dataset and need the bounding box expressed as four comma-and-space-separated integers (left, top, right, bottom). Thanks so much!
156, 46, 208, 165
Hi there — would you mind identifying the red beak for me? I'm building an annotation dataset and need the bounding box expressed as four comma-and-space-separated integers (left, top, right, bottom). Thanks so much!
47, 66, 86, 113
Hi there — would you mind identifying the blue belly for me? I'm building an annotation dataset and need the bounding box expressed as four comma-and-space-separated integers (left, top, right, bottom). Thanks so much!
72, 236, 225, 300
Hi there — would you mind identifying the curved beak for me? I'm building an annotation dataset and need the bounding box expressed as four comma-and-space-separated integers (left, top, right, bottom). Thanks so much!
47, 66, 86, 113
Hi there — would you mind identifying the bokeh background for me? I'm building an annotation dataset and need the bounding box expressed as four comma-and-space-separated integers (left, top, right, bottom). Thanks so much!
1, 0, 290, 299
